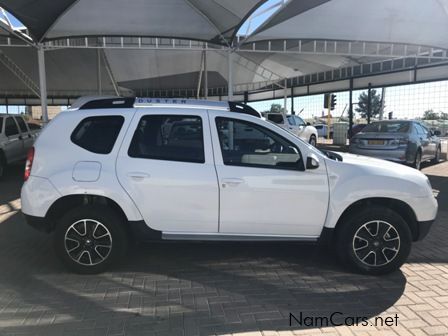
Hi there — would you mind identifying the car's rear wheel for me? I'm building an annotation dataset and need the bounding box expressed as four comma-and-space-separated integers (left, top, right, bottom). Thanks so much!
432, 146, 441, 164
54, 205, 128, 274
413, 150, 422, 170
335, 206, 412, 275
309, 135, 317, 147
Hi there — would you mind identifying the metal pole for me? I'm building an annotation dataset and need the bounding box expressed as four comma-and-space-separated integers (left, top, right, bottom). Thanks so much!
327, 94, 331, 140
37, 46, 48, 124
367, 83, 372, 124
5, 97, 8, 114
228, 50, 233, 101
349, 78, 353, 139
203, 49, 208, 99
348, 78, 353, 139
380, 87, 386, 120
97, 49, 102, 95
196, 51, 204, 99
283, 79, 287, 113
291, 86, 294, 114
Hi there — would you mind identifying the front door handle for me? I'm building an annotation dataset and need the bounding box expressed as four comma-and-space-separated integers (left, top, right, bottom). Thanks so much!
127, 172, 150, 181
221, 178, 244, 187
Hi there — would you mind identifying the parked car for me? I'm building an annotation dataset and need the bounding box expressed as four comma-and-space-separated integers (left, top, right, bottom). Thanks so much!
21, 97, 437, 275
0, 114, 40, 178
314, 124, 333, 139
264, 113, 318, 146
349, 124, 367, 138
349, 120, 441, 169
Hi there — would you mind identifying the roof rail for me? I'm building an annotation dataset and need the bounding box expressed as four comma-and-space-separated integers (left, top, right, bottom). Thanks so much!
71, 96, 261, 118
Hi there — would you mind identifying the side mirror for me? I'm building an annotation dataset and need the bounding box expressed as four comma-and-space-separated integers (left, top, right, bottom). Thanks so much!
306, 154, 320, 170
306, 122, 311, 126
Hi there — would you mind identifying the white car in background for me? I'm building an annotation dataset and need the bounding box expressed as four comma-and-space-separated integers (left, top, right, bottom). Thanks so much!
264, 113, 318, 146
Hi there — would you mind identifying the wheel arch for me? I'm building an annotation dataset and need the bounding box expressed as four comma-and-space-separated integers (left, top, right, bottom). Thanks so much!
334, 197, 419, 241
45, 194, 128, 232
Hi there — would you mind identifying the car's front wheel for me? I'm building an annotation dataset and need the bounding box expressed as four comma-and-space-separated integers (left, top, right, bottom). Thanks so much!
309, 135, 317, 147
413, 150, 422, 170
54, 205, 128, 274
335, 206, 412, 275
432, 146, 441, 164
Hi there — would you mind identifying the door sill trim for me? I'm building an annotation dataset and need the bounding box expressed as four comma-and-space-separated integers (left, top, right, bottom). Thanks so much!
161, 232, 319, 242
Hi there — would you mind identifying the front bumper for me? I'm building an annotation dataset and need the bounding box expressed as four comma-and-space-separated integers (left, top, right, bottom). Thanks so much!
23, 214, 52, 233
415, 219, 435, 241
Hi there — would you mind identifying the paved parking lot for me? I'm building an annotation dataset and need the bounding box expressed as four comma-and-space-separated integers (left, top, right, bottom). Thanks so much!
0, 162, 447, 336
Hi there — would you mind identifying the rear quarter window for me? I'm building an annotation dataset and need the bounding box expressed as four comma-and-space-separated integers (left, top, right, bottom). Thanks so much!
71, 116, 124, 154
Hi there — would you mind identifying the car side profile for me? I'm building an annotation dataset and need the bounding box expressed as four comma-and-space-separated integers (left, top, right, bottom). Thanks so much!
349, 120, 441, 169
21, 98, 437, 275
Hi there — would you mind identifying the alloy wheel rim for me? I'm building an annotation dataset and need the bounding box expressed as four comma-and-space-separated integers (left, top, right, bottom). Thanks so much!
352, 220, 400, 267
64, 219, 112, 266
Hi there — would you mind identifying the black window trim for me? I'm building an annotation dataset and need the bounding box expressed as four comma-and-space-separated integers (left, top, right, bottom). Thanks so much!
215, 117, 305, 172
128, 114, 206, 164
70, 115, 125, 155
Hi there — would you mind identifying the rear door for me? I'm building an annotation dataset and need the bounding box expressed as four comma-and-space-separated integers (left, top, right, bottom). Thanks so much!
3, 117, 23, 163
116, 108, 219, 233
415, 123, 431, 159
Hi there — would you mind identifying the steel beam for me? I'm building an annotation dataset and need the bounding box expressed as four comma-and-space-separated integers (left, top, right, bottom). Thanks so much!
37, 46, 48, 124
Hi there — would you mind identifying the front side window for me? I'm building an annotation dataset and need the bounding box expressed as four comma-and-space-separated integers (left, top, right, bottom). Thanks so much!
71, 116, 124, 154
295, 116, 306, 126
5, 117, 19, 137
215, 117, 303, 170
128, 115, 205, 163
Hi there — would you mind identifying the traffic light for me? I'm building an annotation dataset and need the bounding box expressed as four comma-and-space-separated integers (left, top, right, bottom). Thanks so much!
324, 93, 337, 110
330, 94, 336, 110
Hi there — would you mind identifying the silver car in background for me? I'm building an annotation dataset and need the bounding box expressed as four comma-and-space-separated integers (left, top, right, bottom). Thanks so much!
349, 120, 441, 169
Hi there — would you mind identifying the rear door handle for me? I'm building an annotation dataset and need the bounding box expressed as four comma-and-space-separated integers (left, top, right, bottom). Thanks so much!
127, 172, 150, 181
221, 178, 244, 187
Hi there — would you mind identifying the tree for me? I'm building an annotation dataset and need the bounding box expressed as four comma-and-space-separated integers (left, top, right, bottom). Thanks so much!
269, 103, 284, 113
422, 109, 440, 120
355, 89, 383, 119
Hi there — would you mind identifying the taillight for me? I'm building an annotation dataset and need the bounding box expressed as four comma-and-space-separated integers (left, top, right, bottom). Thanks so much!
24, 147, 34, 181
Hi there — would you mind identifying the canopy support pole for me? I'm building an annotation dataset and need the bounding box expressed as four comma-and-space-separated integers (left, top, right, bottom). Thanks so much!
291, 86, 294, 114
367, 83, 372, 124
283, 78, 287, 113
196, 51, 204, 99
349, 78, 353, 139
97, 49, 102, 95
228, 50, 233, 101
37, 45, 48, 124
203, 49, 208, 99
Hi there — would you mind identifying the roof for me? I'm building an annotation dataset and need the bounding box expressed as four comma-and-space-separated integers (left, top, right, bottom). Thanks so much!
0, 0, 267, 45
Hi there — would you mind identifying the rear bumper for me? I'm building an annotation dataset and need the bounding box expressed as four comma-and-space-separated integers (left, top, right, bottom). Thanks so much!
23, 213, 52, 233
348, 146, 412, 164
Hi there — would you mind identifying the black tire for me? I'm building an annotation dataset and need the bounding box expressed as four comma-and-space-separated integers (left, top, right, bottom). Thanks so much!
309, 135, 317, 147
335, 206, 412, 275
413, 149, 422, 170
432, 146, 441, 164
54, 205, 128, 274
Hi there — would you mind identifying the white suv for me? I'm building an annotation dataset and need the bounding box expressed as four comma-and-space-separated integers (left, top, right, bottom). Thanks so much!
21, 97, 438, 275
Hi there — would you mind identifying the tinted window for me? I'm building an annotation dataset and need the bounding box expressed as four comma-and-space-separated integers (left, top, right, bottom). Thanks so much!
128, 115, 204, 163
71, 116, 124, 154
286, 116, 296, 126
267, 114, 284, 124
295, 116, 306, 126
15, 117, 28, 133
362, 121, 410, 133
5, 117, 19, 137
216, 117, 302, 170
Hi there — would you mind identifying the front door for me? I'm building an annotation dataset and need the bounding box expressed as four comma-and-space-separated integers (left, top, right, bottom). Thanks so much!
116, 109, 219, 233
210, 115, 329, 237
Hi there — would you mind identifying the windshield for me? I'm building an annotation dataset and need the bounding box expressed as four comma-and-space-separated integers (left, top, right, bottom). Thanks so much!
362, 121, 410, 133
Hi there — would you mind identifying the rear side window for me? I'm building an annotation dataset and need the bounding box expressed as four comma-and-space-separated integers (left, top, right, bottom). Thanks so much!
128, 115, 204, 163
5, 117, 19, 136
71, 116, 124, 154
15, 117, 28, 133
